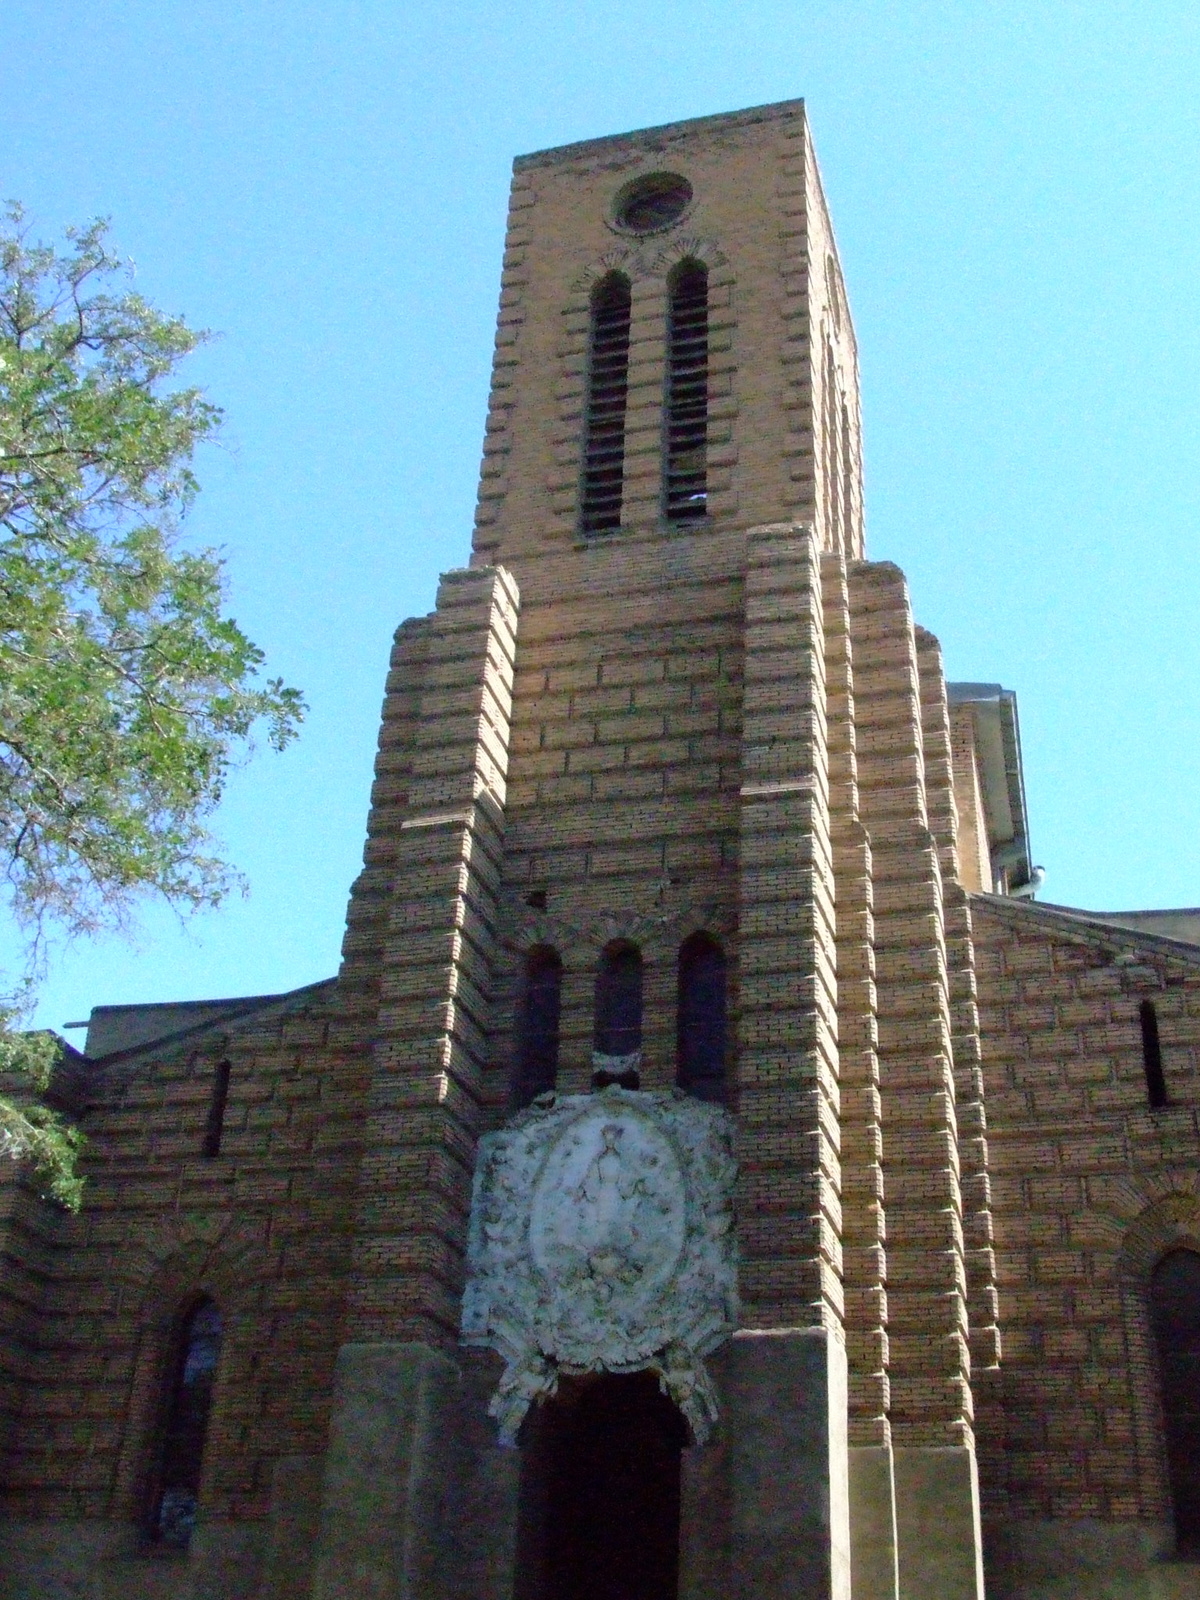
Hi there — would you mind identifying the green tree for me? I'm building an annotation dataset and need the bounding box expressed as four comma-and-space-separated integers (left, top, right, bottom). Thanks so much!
0, 203, 305, 1207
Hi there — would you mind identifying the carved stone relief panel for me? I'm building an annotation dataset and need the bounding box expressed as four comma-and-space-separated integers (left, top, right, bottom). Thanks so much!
461, 1086, 737, 1444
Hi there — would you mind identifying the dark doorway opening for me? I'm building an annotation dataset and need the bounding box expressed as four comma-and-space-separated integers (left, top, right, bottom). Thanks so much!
515, 1370, 686, 1600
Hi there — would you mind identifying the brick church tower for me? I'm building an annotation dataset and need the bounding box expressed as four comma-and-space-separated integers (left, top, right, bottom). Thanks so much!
6, 99, 1200, 1600
319, 98, 995, 1600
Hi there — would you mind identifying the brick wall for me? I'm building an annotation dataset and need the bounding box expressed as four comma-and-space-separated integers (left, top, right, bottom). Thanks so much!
974, 896, 1200, 1524
0, 986, 364, 1527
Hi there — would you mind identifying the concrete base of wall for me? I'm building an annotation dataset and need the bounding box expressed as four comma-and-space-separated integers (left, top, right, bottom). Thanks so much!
0, 1518, 265, 1600
849, 1444, 899, 1600
679, 1425, 730, 1600
894, 1445, 985, 1600
302, 1341, 519, 1600
258, 1455, 324, 1600
304, 1329, 853, 1600
456, 1347, 521, 1600
727, 1326, 852, 1600
987, 1519, 1200, 1600
309, 1341, 463, 1600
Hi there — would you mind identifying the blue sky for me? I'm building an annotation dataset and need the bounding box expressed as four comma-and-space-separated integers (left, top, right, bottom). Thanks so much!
4, 0, 1200, 1030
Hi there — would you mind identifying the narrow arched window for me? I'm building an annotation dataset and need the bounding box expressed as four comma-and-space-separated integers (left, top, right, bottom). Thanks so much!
594, 943, 643, 1062
580, 274, 632, 535
1141, 1000, 1168, 1109
151, 1298, 223, 1549
1151, 1249, 1200, 1553
202, 1060, 231, 1158
676, 934, 728, 1103
512, 947, 563, 1110
665, 261, 708, 522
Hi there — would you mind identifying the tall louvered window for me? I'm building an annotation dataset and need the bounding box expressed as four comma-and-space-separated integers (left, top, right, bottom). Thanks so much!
511, 947, 563, 1110
580, 274, 632, 535
665, 261, 708, 522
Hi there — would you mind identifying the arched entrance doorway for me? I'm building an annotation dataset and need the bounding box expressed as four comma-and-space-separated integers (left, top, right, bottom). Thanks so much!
515, 1370, 687, 1600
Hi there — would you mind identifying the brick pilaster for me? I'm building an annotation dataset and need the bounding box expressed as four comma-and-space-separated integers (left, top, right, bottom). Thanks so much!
915, 630, 1004, 1509
737, 524, 842, 1332
849, 563, 972, 1449
823, 551, 891, 1448
336, 616, 433, 1032
344, 565, 520, 1347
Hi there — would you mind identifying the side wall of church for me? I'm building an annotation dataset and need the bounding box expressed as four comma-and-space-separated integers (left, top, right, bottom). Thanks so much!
0, 988, 366, 1600
0, 1158, 69, 1473
973, 898, 1200, 1569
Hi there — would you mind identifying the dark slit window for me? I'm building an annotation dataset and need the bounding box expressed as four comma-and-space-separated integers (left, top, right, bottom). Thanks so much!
580, 274, 632, 535
594, 943, 643, 1059
1141, 1000, 1168, 1109
202, 1060, 232, 1158
151, 1298, 223, 1550
1151, 1248, 1200, 1553
512, 947, 563, 1110
665, 261, 708, 523
676, 933, 727, 1104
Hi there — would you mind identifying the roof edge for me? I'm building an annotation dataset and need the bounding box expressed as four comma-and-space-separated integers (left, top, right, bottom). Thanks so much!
86, 977, 338, 1067
514, 99, 807, 171
971, 894, 1200, 966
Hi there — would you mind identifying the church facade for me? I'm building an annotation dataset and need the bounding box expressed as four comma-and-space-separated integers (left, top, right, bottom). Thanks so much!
2, 100, 1199, 1600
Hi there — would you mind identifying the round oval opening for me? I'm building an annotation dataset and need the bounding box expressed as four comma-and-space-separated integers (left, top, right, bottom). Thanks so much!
613, 173, 693, 233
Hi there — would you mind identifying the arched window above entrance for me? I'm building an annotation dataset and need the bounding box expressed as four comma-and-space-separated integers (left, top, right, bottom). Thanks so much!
512, 946, 563, 1110
1150, 1247, 1200, 1553
594, 942, 643, 1061
676, 933, 727, 1104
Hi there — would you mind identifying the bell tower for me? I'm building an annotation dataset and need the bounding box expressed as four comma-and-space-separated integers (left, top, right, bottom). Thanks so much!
315, 101, 995, 1600
471, 98, 863, 568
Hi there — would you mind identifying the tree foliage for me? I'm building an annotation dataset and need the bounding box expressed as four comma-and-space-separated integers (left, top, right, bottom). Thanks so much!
0, 1013, 84, 1210
0, 203, 305, 1206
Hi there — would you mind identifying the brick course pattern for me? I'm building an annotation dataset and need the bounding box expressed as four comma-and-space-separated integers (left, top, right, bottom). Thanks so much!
973, 898, 1200, 1526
